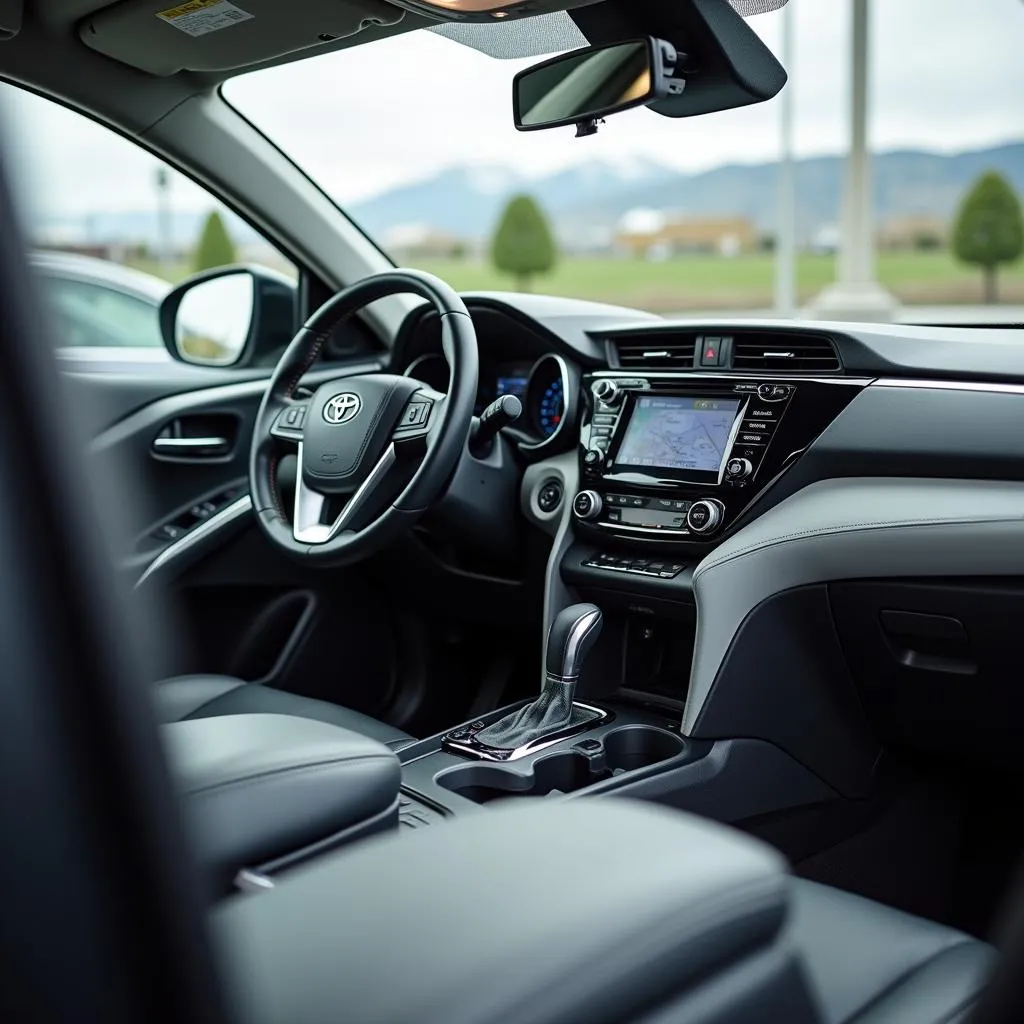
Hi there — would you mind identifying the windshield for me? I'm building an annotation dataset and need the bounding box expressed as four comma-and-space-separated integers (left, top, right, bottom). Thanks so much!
226, 1, 1024, 325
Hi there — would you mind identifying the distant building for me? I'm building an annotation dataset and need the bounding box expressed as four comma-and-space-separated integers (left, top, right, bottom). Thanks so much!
616, 213, 758, 258
383, 223, 475, 260
877, 214, 947, 251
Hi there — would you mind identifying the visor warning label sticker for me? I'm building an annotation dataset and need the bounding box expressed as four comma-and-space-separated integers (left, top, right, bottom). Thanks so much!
157, 0, 253, 38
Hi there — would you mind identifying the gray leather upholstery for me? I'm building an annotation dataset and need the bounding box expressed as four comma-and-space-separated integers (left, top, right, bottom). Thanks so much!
790, 880, 994, 1024
213, 801, 811, 1024
686, 477, 1024, 731
213, 801, 995, 1024
155, 674, 414, 749
164, 714, 401, 885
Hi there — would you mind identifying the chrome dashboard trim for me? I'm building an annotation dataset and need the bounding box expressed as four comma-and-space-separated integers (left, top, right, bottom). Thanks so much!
136, 494, 253, 587
872, 378, 1024, 396
589, 370, 873, 387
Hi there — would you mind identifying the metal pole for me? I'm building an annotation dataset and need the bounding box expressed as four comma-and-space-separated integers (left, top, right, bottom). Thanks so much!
774, 0, 796, 317
841, 0, 873, 285
155, 167, 171, 275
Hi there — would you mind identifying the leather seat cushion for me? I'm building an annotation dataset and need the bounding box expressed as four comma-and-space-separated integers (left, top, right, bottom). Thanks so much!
154, 675, 414, 750
790, 879, 995, 1024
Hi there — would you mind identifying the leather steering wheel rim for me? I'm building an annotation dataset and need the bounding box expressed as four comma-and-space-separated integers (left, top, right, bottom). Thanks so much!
249, 269, 478, 567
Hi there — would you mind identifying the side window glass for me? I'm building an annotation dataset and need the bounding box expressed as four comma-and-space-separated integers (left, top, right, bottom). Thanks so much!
1, 82, 296, 351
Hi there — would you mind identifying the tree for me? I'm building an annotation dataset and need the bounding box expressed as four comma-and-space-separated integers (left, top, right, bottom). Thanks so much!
491, 194, 557, 292
193, 210, 237, 272
952, 171, 1024, 303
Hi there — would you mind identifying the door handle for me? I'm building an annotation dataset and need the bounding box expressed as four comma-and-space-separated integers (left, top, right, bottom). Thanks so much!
152, 436, 230, 457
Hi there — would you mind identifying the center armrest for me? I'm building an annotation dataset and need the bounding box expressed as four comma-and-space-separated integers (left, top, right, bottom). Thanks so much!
214, 801, 814, 1024
163, 714, 401, 890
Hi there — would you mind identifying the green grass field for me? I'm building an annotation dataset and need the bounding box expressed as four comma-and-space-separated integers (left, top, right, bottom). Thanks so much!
128, 250, 1024, 314
410, 251, 1024, 312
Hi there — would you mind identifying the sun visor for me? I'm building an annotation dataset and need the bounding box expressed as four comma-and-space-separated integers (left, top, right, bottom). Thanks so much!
79, 0, 406, 76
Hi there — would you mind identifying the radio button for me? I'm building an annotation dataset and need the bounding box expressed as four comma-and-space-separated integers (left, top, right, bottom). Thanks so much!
726, 457, 754, 480
591, 426, 613, 437
573, 490, 603, 521
739, 433, 769, 444
740, 419, 773, 433
592, 414, 617, 425
686, 499, 725, 535
758, 383, 793, 402
629, 497, 647, 507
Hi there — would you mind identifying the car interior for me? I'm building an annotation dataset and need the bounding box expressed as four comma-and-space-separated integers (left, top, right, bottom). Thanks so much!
3, 0, 1024, 1022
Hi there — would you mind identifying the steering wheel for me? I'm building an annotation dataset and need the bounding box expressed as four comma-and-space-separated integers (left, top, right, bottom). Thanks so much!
249, 269, 478, 566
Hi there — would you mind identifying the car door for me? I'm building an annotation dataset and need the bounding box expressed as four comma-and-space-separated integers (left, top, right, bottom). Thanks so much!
10, 83, 416, 731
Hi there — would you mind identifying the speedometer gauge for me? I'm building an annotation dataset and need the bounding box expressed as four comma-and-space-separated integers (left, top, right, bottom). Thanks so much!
523, 354, 576, 451
537, 377, 564, 437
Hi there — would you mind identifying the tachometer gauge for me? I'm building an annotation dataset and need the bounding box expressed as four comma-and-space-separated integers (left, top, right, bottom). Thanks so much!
537, 377, 564, 437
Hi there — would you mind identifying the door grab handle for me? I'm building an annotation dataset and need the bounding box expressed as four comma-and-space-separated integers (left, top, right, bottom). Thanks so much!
152, 436, 230, 457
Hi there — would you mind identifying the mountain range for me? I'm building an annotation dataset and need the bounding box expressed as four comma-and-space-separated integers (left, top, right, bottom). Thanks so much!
348, 141, 1024, 249
34, 140, 1024, 255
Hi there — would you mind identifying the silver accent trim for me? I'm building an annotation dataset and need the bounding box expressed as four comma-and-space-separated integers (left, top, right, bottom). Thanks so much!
519, 354, 575, 453
136, 494, 252, 587
596, 520, 691, 535
152, 436, 229, 451
872, 378, 1024, 397
235, 869, 275, 893
686, 499, 725, 535
591, 371, 871, 386
293, 443, 397, 544
443, 703, 610, 762
558, 608, 603, 680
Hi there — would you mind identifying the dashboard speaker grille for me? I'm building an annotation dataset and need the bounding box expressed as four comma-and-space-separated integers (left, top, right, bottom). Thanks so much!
612, 334, 697, 369
731, 332, 840, 372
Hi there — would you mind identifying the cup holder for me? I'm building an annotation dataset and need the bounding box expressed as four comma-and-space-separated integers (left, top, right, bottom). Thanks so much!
435, 725, 685, 805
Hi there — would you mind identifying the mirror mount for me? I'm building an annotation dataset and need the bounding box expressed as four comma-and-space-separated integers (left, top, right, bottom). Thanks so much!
513, 36, 688, 136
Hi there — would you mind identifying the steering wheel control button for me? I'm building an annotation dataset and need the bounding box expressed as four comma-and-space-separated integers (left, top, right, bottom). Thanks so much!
400, 401, 430, 428
537, 480, 563, 514
686, 499, 725, 535
726, 457, 753, 480
573, 490, 603, 521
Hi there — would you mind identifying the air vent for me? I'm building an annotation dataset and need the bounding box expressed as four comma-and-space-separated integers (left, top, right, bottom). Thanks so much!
731, 332, 840, 373
612, 334, 697, 369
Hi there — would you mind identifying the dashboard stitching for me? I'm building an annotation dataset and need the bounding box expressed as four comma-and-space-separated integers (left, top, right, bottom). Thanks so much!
694, 514, 1024, 579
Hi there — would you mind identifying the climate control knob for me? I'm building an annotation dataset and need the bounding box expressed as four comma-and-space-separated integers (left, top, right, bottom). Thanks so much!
572, 490, 604, 522
591, 379, 622, 406
686, 499, 725, 535
725, 457, 753, 481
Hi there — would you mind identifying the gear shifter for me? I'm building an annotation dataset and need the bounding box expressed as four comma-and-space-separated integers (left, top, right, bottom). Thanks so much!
471, 603, 604, 752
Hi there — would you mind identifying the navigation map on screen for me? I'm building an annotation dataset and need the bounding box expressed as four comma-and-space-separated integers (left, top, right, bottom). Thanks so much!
615, 396, 740, 473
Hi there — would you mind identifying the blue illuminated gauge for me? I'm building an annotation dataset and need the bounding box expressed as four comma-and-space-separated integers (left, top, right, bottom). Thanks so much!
537, 377, 564, 437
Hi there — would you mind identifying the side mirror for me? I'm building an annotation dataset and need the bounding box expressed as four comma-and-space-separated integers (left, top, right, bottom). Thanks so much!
513, 37, 684, 135
159, 265, 297, 368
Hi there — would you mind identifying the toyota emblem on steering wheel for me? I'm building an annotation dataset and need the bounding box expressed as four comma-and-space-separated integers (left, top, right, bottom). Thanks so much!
323, 393, 362, 424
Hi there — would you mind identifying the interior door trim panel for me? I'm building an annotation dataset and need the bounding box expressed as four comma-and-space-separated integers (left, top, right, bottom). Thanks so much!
686, 476, 1024, 734
137, 495, 253, 588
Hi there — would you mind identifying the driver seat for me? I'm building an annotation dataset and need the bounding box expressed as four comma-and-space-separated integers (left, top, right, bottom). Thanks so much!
154, 675, 415, 750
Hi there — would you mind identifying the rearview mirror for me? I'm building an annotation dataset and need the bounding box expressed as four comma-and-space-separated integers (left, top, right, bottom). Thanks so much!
513, 38, 684, 135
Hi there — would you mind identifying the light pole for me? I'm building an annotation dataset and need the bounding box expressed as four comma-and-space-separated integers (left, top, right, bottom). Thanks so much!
807, 0, 898, 321
155, 166, 172, 275
774, 0, 796, 318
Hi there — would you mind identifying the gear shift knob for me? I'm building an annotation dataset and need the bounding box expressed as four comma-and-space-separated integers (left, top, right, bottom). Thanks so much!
545, 603, 603, 682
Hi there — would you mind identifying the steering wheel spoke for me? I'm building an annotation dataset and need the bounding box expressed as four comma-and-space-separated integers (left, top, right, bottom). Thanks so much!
293, 442, 399, 544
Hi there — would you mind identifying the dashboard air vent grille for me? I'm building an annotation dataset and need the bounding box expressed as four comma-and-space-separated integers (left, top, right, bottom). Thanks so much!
613, 334, 697, 369
731, 332, 840, 373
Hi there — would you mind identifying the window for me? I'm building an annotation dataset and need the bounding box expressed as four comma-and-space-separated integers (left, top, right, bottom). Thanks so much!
1, 82, 296, 352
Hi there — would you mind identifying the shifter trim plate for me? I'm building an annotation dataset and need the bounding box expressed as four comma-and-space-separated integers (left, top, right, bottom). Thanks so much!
441, 703, 611, 762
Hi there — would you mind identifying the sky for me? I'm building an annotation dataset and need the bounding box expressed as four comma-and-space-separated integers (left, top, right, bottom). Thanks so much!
2, 0, 1023, 219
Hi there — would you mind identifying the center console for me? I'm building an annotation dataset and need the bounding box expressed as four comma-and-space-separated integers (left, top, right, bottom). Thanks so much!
575, 376, 796, 543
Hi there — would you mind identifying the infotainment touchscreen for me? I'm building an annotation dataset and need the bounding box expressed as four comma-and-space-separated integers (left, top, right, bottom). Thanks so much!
614, 395, 741, 474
